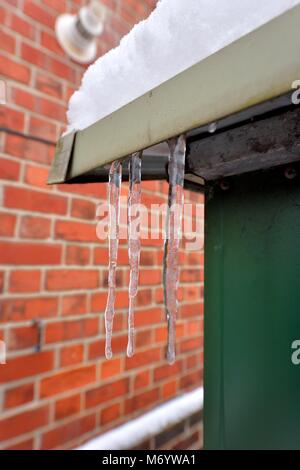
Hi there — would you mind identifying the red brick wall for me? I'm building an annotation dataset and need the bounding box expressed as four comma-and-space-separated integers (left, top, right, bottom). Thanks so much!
0, 0, 204, 450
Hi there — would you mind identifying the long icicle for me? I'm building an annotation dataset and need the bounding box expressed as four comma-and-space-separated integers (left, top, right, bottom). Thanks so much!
105, 160, 122, 359
127, 152, 142, 357
164, 135, 186, 364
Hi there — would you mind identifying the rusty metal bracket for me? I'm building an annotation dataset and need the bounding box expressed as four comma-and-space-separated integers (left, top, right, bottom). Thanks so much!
47, 132, 76, 184
186, 104, 300, 181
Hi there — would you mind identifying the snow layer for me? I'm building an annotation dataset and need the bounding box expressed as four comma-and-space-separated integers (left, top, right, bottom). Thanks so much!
67, 0, 300, 132
77, 387, 203, 450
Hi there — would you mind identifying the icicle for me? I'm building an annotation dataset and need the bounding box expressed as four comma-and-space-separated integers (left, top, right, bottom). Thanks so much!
164, 135, 186, 364
105, 160, 122, 359
127, 152, 142, 357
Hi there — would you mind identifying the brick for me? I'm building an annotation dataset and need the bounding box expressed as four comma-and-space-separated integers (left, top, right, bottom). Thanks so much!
181, 269, 203, 283
59, 182, 106, 199
179, 337, 202, 353
71, 198, 96, 220
55, 394, 81, 420
50, 57, 77, 83
134, 370, 150, 390
162, 380, 177, 400
181, 285, 201, 302
21, 43, 76, 83
4, 383, 34, 409
0, 29, 15, 53
155, 327, 167, 343
37, 95, 66, 122
100, 358, 121, 380
93, 247, 109, 266
85, 378, 129, 408
187, 251, 204, 266
36, 72, 63, 99
0, 106, 24, 132
142, 193, 166, 207
0, 406, 49, 441
0, 241, 62, 265
141, 237, 163, 247
154, 362, 182, 382
135, 330, 152, 349
62, 294, 87, 316
4, 438, 34, 450
10, 12, 35, 39
41, 30, 64, 55
60, 344, 84, 367
91, 292, 107, 313
190, 410, 203, 427
140, 250, 157, 266
40, 365, 96, 398
24, 164, 49, 188
4, 187, 67, 215
4, 134, 54, 165
142, 181, 160, 192
45, 318, 98, 344
1, 297, 58, 322
20, 216, 51, 239
125, 347, 161, 370
181, 302, 204, 318
180, 371, 203, 390
8, 324, 39, 351
155, 422, 185, 449
120, 4, 141, 24
0, 55, 30, 84
125, 388, 160, 414
139, 269, 161, 285
135, 308, 163, 327
0, 157, 20, 181
110, 16, 130, 37
12, 87, 35, 110
65, 85, 76, 101
173, 430, 201, 451
66, 245, 90, 265
136, 288, 152, 306
0, 351, 54, 383
111, 334, 128, 353
24, 1, 55, 28
42, 414, 95, 449
0, 212, 16, 236
29, 116, 57, 142
187, 319, 202, 336
186, 353, 198, 370
55, 220, 97, 242
101, 403, 121, 425
115, 290, 129, 309
43, 0, 67, 13
88, 338, 105, 360
46, 269, 99, 291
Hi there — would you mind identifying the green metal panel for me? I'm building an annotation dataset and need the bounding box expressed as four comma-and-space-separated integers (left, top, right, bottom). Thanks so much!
204, 166, 300, 450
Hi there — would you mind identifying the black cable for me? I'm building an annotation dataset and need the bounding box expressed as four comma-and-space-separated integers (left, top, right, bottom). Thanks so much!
0, 127, 56, 147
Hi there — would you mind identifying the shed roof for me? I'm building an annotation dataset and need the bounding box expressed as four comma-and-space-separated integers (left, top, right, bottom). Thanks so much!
49, 5, 300, 184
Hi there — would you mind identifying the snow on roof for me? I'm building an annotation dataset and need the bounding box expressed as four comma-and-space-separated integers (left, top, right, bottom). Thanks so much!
67, 0, 300, 133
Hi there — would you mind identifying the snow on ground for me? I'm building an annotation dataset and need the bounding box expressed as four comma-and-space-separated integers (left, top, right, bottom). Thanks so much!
77, 387, 203, 450
67, 0, 300, 132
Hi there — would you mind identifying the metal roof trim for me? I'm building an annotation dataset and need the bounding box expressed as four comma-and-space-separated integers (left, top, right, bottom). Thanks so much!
49, 4, 300, 183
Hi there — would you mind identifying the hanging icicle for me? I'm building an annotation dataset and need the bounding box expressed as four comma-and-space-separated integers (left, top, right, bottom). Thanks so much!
163, 135, 186, 364
127, 152, 142, 357
105, 160, 122, 359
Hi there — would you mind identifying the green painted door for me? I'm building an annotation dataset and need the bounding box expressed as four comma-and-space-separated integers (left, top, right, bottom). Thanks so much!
204, 166, 300, 449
